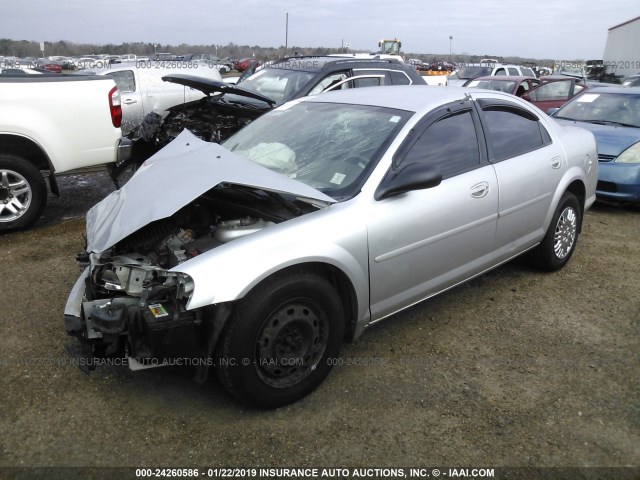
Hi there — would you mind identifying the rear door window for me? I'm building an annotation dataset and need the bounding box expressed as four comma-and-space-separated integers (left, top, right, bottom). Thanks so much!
389, 70, 412, 85
478, 102, 552, 161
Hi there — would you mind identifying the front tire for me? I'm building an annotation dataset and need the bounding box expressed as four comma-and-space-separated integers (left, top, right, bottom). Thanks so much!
216, 269, 345, 408
0, 155, 47, 232
529, 191, 582, 271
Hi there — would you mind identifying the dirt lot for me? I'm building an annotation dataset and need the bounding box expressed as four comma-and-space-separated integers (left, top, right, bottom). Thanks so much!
0, 173, 638, 476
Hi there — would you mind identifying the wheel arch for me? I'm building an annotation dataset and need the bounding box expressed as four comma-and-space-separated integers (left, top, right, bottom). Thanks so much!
239, 261, 360, 344
0, 133, 59, 195
0, 134, 53, 172
543, 171, 587, 236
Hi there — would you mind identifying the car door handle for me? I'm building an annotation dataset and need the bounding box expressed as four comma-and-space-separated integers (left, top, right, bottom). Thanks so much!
551, 156, 562, 169
123, 99, 138, 105
470, 181, 490, 198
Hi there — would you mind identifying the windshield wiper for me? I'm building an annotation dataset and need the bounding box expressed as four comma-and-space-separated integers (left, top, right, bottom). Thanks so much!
585, 119, 638, 128
552, 115, 576, 121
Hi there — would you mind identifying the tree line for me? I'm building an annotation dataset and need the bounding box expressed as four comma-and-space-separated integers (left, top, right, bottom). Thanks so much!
0, 39, 348, 60
0, 38, 558, 66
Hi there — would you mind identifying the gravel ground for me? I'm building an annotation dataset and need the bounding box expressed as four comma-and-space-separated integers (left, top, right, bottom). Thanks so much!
0, 173, 638, 477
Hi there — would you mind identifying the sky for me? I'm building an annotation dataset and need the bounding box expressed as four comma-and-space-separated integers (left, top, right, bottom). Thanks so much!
1, 0, 638, 60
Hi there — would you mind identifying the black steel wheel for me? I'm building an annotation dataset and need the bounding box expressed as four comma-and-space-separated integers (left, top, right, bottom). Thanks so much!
216, 269, 344, 408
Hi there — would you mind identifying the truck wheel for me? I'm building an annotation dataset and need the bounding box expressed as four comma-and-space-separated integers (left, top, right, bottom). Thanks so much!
529, 191, 581, 271
216, 269, 345, 408
0, 155, 47, 232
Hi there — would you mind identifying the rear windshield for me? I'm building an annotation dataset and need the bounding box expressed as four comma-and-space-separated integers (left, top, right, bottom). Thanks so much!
455, 66, 492, 79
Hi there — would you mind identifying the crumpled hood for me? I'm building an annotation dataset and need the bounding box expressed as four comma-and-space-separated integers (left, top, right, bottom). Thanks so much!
86, 130, 335, 253
555, 119, 640, 157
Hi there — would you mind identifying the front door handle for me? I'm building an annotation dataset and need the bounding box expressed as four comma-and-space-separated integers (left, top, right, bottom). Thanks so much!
470, 181, 490, 198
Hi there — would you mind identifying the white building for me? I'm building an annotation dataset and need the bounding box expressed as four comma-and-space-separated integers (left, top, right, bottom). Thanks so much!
602, 15, 640, 80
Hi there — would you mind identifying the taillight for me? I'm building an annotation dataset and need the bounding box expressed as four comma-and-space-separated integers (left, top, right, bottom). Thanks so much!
108, 86, 122, 128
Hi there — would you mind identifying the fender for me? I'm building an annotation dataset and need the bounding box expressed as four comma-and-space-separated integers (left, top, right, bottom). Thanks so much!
172, 204, 371, 327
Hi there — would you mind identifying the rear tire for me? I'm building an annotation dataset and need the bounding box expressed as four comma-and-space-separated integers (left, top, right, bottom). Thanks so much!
0, 155, 47, 232
216, 269, 344, 408
529, 191, 582, 271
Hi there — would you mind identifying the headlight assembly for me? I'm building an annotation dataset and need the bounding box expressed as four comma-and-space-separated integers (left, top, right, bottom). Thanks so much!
616, 142, 640, 164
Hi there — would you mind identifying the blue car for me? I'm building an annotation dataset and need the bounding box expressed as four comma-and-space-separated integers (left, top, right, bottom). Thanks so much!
551, 87, 640, 202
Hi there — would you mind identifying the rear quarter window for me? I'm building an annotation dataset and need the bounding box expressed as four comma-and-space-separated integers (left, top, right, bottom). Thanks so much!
390, 70, 412, 85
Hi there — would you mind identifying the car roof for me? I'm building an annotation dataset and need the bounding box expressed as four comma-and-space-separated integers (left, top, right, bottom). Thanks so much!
471, 75, 535, 81
301, 85, 470, 114
543, 75, 583, 80
267, 56, 407, 73
587, 86, 640, 94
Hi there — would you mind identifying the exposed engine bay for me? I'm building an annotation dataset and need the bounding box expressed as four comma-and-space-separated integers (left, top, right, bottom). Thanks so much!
67, 184, 313, 373
140, 96, 267, 145
124, 95, 270, 172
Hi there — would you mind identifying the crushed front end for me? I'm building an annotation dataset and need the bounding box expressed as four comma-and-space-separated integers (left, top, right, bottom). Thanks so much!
63, 189, 321, 375
64, 213, 224, 372
62, 130, 335, 376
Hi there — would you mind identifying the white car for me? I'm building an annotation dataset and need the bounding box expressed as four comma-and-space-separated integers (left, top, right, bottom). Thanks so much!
65, 86, 598, 408
90, 64, 223, 134
448, 63, 536, 86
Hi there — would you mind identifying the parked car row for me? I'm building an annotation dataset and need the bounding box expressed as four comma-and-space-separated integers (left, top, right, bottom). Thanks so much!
1, 54, 237, 72
447, 62, 536, 86
465, 75, 588, 110
75, 57, 640, 208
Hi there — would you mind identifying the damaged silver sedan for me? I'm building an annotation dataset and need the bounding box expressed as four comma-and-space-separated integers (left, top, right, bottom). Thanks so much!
65, 86, 598, 408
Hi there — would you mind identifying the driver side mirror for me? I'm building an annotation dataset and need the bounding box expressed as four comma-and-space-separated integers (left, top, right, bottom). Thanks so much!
546, 107, 560, 116
375, 162, 442, 200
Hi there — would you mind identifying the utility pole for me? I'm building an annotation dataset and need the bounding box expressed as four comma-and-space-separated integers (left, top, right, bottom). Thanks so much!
284, 13, 289, 57
449, 35, 453, 63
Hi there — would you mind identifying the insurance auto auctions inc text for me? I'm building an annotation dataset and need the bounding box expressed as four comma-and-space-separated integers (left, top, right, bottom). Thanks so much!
246, 467, 494, 478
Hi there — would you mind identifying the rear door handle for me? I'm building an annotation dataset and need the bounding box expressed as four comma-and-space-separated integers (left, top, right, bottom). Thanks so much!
123, 99, 138, 105
470, 181, 490, 198
551, 156, 562, 169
